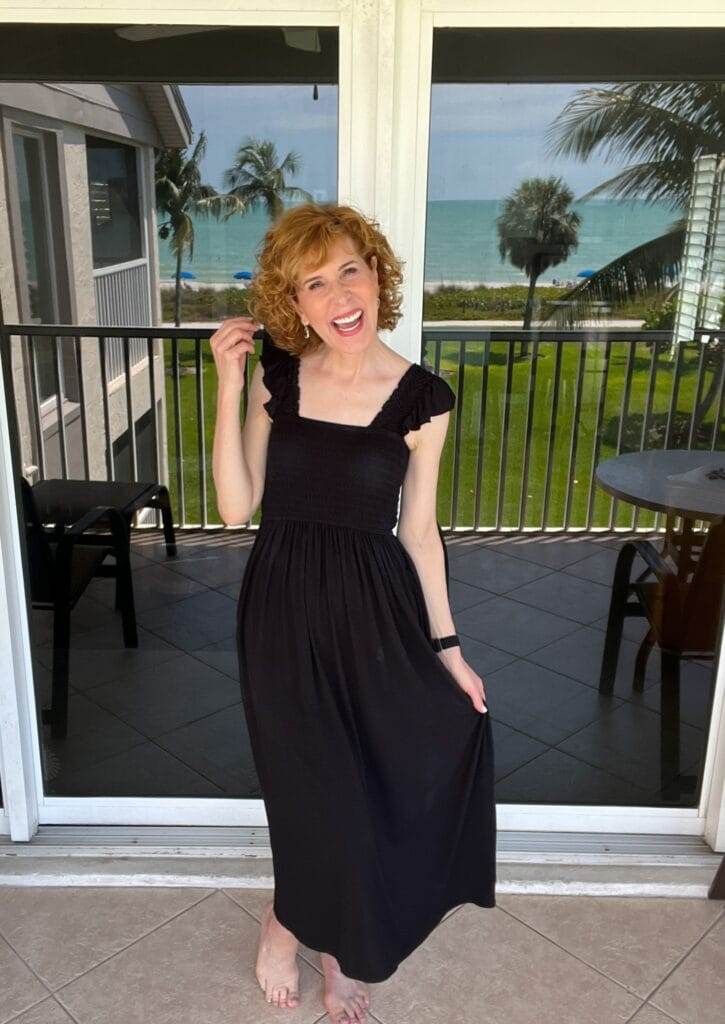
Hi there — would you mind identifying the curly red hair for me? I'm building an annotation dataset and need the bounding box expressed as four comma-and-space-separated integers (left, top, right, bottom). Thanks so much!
246, 202, 405, 355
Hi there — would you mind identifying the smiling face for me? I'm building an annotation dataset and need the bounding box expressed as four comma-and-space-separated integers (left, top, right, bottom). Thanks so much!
291, 235, 379, 348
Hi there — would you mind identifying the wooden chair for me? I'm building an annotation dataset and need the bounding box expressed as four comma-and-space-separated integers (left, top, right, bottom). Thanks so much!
599, 520, 725, 794
21, 477, 138, 739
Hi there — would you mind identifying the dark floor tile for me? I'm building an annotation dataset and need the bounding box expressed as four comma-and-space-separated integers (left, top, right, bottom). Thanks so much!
640, 660, 717, 730
590, 612, 656, 645
456, 633, 518, 679
485, 659, 622, 745
46, 740, 224, 796
29, 591, 119, 647
88, 561, 207, 612
155, 702, 262, 797
447, 577, 496, 612
490, 719, 549, 781
138, 589, 237, 651
562, 546, 647, 586
88, 653, 241, 738
600, 532, 664, 550
165, 545, 251, 589
191, 636, 240, 680
41, 690, 148, 776
455, 596, 580, 656
557, 702, 706, 793
506, 571, 613, 625
449, 545, 551, 593
471, 533, 603, 569
131, 528, 253, 564
495, 747, 652, 804
526, 625, 660, 696
32, 624, 181, 692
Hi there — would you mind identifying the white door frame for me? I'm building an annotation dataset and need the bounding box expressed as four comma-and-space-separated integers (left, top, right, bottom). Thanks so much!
0, 1, 724, 848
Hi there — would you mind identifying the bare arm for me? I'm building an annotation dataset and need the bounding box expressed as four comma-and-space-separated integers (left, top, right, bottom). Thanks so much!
397, 411, 456, 638
210, 317, 273, 526
397, 411, 488, 713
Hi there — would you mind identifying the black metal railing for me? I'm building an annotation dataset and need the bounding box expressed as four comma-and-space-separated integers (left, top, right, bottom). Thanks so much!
2, 323, 723, 532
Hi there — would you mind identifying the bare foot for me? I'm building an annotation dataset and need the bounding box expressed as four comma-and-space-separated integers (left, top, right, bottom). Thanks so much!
255, 897, 301, 1008
320, 951, 370, 1023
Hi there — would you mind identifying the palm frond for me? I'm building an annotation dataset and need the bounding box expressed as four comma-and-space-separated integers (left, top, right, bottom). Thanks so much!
575, 160, 692, 211
542, 222, 685, 326
544, 83, 725, 209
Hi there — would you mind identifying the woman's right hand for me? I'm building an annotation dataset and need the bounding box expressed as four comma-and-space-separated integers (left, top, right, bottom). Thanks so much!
209, 315, 261, 393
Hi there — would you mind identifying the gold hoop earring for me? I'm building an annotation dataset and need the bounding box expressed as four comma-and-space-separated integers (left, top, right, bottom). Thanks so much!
303, 323, 310, 340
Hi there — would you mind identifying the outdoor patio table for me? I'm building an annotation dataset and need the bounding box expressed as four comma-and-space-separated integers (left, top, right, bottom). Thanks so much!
595, 449, 725, 578
31, 479, 177, 557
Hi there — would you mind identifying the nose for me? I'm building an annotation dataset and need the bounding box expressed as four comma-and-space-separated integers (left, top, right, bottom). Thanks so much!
330, 279, 355, 308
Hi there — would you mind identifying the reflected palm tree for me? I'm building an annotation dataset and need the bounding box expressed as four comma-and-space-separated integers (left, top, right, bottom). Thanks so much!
496, 176, 581, 355
543, 82, 725, 325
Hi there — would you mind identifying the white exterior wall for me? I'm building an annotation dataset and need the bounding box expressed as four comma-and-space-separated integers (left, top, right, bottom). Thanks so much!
0, 1, 724, 848
0, 83, 165, 481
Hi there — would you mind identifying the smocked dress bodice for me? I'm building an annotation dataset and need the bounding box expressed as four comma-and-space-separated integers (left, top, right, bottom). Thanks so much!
258, 330, 456, 534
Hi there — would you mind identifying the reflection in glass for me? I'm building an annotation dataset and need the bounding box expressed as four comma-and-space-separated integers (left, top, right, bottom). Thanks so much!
1, 49, 339, 800
86, 136, 143, 268
422, 69, 724, 809
13, 131, 60, 401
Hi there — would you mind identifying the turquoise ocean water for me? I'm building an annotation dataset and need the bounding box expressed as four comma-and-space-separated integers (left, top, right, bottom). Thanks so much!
159, 198, 681, 287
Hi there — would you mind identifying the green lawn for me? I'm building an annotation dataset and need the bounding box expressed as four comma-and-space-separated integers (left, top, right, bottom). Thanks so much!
164, 337, 721, 530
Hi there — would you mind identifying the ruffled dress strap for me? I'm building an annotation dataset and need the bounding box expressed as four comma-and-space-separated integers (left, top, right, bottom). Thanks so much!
259, 329, 295, 419
398, 367, 456, 436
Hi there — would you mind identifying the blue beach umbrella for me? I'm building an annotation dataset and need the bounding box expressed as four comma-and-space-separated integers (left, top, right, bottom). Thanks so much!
233, 270, 254, 280
577, 269, 596, 278
179, 270, 196, 280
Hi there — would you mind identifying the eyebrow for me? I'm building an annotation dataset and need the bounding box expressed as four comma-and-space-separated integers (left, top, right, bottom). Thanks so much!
301, 259, 358, 286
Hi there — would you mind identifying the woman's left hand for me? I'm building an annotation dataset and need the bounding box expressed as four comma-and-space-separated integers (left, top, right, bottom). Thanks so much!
438, 651, 488, 713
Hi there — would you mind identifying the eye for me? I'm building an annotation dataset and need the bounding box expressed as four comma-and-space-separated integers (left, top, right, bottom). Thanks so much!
344, 266, 357, 275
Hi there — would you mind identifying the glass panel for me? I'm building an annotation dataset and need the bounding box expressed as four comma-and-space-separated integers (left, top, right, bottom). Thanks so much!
86, 136, 142, 267
12, 131, 58, 401
425, 57, 725, 809
0, 26, 339, 800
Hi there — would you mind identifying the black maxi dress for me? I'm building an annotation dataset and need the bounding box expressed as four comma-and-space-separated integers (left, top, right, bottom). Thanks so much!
236, 330, 496, 984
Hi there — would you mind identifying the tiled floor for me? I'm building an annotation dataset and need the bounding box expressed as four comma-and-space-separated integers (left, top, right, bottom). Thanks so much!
27, 528, 714, 806
0, 884, 723, 1024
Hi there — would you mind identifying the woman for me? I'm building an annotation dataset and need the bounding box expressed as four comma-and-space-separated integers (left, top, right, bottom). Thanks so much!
211, 203, 496, 1023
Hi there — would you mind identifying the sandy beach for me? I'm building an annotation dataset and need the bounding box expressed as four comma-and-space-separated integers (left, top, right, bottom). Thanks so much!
162, 317, 645, 329
160, 279, 575, 293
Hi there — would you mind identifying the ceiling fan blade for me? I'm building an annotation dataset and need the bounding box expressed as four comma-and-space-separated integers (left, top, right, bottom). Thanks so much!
115, 26, 321, 51
114, 26, 223, 43
282, 28, 321, 53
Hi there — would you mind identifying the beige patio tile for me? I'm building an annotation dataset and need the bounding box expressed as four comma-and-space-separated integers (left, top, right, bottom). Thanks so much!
7, 997, 77, 1023
225, 886, 461, 978
223, 887, 326, 976
0, 886, 212, 990
497, 894, 722, 998
366, 903, 640, 1024
628, 1005, 680, 1024
649, 911, 725, 1024
55, 891, 325, 1024
0, 934, 49, 1024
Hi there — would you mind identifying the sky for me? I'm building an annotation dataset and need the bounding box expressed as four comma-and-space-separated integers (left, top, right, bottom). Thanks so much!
179, 81, 628, 203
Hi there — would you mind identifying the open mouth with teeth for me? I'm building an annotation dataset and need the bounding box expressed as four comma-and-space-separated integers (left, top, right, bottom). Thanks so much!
331, 308, 364, 335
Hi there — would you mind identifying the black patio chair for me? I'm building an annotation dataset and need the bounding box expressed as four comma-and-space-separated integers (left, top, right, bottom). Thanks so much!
21, 477, 138, 739
30, 478, 177, 559
598, 520, 725, 793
